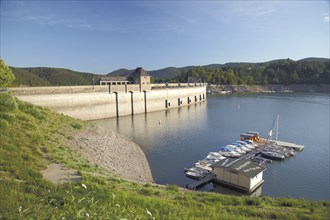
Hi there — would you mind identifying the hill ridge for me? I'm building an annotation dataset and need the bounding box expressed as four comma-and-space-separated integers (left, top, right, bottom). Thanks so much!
9, 57, 329, 86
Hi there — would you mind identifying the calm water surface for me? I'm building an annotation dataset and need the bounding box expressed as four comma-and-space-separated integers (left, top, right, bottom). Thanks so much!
93, 93, 329, 200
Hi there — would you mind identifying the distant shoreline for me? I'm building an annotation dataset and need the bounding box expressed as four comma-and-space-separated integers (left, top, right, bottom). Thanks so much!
208, 84, 330, 94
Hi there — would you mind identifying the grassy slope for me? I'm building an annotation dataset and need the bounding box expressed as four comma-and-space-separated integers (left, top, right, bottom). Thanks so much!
0, 93, 329, 219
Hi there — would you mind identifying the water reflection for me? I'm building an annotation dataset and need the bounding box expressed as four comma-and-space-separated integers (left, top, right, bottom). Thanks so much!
95, 102, 208, 153
212, 183, 263, 197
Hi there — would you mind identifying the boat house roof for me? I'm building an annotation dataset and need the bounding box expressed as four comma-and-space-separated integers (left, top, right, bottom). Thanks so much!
211, 158, 266, 178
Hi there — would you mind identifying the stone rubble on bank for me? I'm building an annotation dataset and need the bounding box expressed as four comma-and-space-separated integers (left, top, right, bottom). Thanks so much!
70, 126, 154, 183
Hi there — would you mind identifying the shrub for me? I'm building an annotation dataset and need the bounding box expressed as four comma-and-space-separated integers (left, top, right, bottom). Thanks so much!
154, 191, 161, 196
0, 93, 17, 112
0, 119, 9, 129
245, 198, 263, 206
140, 188, 153, 196
18, 101, 46, 120
278, 197, 299, 207
0, 112, 15, 123
71, 122, 82, 129
166, 184, 179, 192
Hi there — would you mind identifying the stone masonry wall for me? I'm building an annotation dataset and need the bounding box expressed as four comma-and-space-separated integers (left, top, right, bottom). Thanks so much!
10, 85, 207, 120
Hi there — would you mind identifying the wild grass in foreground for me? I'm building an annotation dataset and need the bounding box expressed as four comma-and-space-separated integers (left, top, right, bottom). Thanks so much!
0, 92, 329, 219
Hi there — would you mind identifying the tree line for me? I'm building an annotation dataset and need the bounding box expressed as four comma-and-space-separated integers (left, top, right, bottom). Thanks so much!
165, 59, 330, 85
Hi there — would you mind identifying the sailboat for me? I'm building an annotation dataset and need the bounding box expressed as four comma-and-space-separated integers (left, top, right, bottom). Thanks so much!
266, 114, 279, 143
261, 114, 286, 160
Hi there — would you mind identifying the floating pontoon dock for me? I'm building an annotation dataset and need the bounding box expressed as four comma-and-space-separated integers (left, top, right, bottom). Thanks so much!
272, 140, 304, 151
186, 173, 215, 190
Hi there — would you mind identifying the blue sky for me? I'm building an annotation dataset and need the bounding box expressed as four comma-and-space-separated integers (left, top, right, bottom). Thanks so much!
1, 1, 329, 74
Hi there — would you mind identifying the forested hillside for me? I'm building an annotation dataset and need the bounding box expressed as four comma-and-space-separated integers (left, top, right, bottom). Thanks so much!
8, 58, 329, 87
107, 58, 329, 85
173, 59, 330, 85
10, 67, 99, 87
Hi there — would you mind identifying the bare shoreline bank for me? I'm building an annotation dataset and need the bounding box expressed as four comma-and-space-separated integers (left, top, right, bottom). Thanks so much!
69, 125, 154, 183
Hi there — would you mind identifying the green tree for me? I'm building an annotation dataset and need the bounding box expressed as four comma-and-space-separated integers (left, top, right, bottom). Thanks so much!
0, 59, 15, 87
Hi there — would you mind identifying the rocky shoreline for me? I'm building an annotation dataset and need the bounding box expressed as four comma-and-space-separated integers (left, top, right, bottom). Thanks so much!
70, 125, 154, 183
208, 84, 330, 94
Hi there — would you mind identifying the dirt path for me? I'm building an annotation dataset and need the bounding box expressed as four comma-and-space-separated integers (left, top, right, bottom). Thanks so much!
41, 163, 82, 184
42, 125, 154, 184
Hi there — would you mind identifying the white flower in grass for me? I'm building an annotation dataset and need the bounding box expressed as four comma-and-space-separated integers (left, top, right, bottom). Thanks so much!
146, 209, 152, 217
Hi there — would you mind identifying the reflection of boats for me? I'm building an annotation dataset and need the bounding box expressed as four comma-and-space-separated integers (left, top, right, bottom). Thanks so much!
260, 151, 285, 160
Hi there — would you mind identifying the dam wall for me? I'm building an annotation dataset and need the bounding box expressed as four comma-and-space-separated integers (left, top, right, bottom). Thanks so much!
9, 84, 206, 120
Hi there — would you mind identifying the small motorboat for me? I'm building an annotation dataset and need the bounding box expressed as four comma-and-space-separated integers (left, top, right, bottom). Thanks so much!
219, 147, 242, 158
260, 151, 285, 160
184, 166, 209, 180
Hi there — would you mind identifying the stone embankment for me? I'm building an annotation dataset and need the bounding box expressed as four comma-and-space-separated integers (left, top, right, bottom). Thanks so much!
70, 126, 154, 183
208, 84, 330, 94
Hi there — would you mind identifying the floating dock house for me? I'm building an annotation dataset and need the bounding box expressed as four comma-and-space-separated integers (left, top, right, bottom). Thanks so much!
211, 158, 266, 192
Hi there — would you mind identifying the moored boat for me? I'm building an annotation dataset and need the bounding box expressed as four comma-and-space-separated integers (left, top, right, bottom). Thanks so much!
260, 151, 285, 160
184, 166, 210, 180
219, 147, 242, 158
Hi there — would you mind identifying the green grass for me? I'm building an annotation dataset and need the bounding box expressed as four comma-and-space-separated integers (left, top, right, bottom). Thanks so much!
0, 92, 329, 219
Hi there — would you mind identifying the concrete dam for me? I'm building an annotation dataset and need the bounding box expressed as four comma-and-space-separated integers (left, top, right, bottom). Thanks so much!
10, 83, 207, 120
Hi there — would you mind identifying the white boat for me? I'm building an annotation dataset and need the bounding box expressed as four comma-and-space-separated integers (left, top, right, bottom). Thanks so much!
219, 147, 241, 158
226, 144, 247, 154
244, 140, 258, 148
201, 156, 219, 165
208, 152, 226, 160
194, 161, 213, 171
184, 166, 209, 179
232, 143, 252, 152
236, 140, 255, 149
185, 170, 204, 180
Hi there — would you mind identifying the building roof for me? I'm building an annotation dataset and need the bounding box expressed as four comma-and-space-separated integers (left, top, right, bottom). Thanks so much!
211, 158, 266, 178
130, 67, 150, 78
100, 76, 129, 82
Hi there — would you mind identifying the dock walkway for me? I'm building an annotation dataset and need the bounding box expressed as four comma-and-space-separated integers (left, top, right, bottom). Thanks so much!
272, 140, 304, 151
186, 173, 215, 190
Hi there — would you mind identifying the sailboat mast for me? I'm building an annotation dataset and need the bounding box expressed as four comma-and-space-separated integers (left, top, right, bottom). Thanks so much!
275, 114, 279, 141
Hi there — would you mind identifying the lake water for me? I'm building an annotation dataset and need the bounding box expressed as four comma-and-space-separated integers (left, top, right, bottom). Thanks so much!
93, 93, 329, 200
